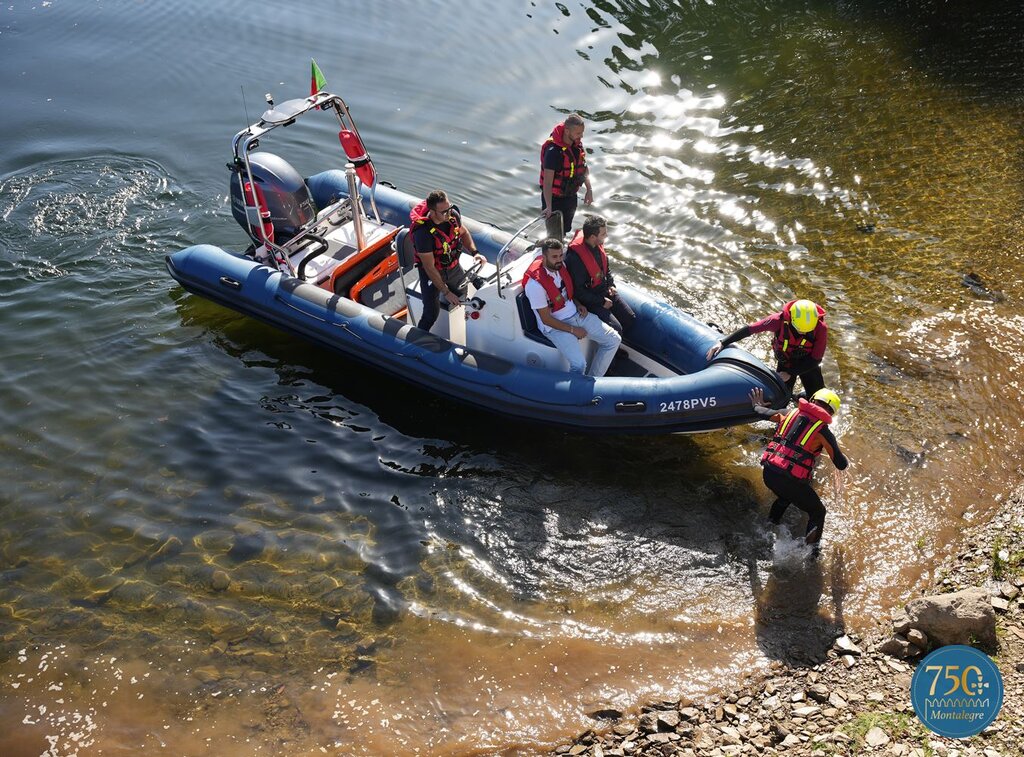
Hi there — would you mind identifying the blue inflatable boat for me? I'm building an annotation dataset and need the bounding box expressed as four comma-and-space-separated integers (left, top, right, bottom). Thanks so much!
165, 90, 788, 433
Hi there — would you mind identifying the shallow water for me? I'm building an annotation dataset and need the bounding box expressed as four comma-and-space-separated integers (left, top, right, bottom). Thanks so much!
2, 1, 1023, 754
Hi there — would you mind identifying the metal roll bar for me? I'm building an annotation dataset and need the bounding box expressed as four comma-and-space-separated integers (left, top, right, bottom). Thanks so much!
228, 91, 385, 276
494, 211, 561, 299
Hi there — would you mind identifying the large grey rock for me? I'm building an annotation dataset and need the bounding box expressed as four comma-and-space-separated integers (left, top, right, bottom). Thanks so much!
807, 683, 830, 703
904, 588, 997, 648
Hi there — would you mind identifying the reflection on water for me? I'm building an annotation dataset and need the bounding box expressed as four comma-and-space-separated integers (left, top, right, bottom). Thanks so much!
2, 0, 1024, 754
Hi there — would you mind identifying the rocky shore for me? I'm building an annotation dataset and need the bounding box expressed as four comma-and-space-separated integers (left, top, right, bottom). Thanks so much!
554, 487, 1024, 757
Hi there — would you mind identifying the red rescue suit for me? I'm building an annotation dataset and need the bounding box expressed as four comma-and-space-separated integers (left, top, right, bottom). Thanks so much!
772, 299, 827, 367
761, 398, 832, 480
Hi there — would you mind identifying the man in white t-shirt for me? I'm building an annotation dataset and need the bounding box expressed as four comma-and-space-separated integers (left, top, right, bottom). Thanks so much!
522, 238, 621, 377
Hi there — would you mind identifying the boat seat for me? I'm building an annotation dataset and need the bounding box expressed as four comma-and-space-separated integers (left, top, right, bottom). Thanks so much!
516, 291, 555, 348
330, 228, 401, 298
355, 266, 405, 314
348, 231, 410, 316
396, 228, 417, 273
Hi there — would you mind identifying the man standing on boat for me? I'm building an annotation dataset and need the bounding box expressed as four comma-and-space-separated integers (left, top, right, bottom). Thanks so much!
565, 214, 635, 334
705, 299, 828, 398
540, 113, 593, 239
524, 238, 621, 377
410, 190, 485, 332
750, 386, 848, 558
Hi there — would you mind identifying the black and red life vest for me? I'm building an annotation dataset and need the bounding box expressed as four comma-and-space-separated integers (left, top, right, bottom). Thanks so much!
761, 398, 832, 480
538, 123, 588, 198
409, 200, 463, 270
523, 257, 574, 314
772, 299, 827, 366
567, 230, 608, 288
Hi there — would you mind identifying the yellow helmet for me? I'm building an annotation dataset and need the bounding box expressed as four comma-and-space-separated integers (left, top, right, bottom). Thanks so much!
789, 299, 819, 333
811, 388, 840, 415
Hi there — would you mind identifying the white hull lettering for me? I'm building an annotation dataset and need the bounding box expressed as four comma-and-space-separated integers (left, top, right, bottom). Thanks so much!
659, 396, 718, 413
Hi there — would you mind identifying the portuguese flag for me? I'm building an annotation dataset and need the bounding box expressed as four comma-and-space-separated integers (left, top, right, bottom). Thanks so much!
310, 59, 327, 96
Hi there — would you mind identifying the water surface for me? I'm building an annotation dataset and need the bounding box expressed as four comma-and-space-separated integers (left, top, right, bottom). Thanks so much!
2, 1, 1023, 754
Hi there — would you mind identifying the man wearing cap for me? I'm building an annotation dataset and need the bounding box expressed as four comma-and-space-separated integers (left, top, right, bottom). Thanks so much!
706, 299, 828, 397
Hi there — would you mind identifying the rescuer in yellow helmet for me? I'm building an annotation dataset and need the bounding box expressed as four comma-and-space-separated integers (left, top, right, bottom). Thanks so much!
750, 386, 848, 558
706, 299, 828, 398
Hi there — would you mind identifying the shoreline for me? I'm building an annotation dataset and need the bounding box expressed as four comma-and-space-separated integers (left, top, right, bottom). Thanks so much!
554, 485, 1024, 756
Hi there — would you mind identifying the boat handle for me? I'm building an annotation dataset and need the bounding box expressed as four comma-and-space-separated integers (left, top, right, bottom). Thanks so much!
615, 401, 646, 413
296, 233, 330, 281
218, 276, 241, 290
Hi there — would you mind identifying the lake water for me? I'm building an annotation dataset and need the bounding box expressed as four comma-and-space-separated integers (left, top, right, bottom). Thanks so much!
2, 1, 1023, 754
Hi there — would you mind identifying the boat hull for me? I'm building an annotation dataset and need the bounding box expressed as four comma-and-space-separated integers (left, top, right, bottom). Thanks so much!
166, 178, 787, 433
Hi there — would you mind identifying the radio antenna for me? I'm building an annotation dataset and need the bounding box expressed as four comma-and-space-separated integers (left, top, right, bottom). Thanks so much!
241, 85, 251, 129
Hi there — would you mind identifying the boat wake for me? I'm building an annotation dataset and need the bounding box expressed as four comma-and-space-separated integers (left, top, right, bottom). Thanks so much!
0, 156, 186, 279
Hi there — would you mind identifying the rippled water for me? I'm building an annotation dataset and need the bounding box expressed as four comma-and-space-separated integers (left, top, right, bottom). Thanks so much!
2, 1, 1023, 754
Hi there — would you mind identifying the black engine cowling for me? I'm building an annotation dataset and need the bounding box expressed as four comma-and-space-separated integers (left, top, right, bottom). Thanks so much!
229, 152, 316, 244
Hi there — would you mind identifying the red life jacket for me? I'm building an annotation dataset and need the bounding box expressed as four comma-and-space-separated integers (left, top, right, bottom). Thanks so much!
567, 230, 608, 288
538, 123, 588, 198
409, 200, 462, 270
772, 299, 827, 366
523, 257, 574, 314
761, 398, 832, 480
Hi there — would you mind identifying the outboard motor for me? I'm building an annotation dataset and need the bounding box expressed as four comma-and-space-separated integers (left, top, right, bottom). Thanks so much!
230, 152, 316, 244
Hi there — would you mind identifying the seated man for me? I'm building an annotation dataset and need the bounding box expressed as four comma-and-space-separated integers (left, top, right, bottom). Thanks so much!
523, 238, 621, 377
410, 189, 485, 332
565, 214, 635, 334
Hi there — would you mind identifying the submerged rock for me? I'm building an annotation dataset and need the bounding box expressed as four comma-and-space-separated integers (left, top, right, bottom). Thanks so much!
70, 575, 126, 608
584, 703, 624, 721
227, 532, 265, 562
210, 570, 230, 591
148, 536, 184, 564
961, 271, 1005, 302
